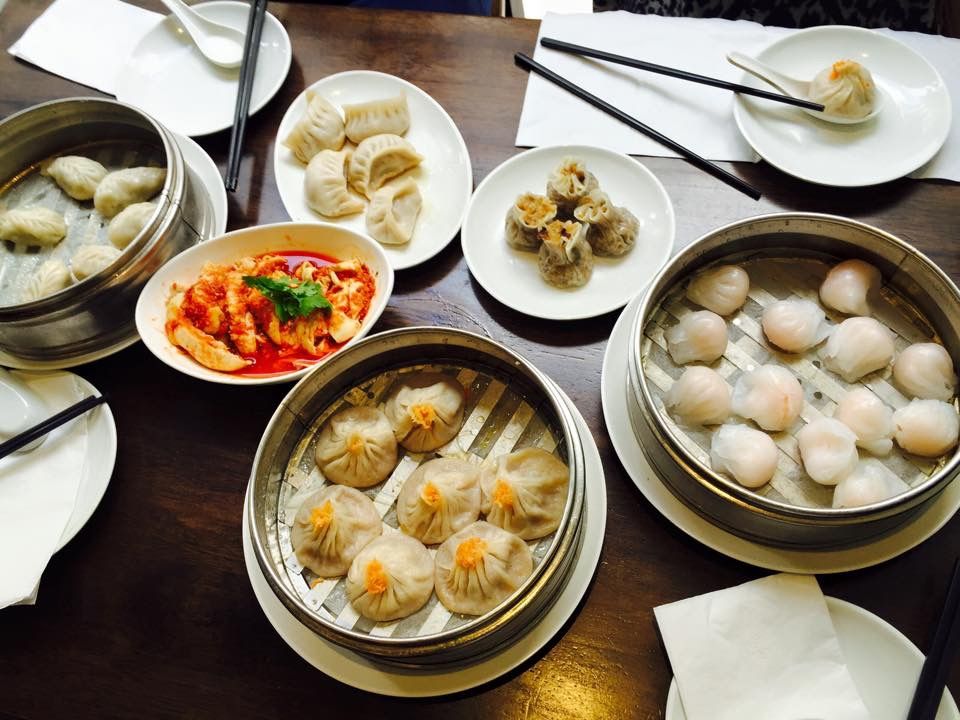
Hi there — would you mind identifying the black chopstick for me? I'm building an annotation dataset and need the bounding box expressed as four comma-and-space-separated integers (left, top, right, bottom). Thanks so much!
225, 0, 268, 191
514, 52, 761, 201
906, 557, 960, 720
540, 37, 825, 112
0, 394, 107, 460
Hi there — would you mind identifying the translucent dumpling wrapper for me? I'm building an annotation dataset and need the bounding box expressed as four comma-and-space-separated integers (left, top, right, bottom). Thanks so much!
480, 447, 569, 540
397, 457, 480, 544
314, 406, 398, 488
833, 387, 894, 456
820, 317, 895, 383
731, 364, 803, 432
346, 534, 433, 622
809, 60, 877, 120
892, 343, 957, 401
819, 259, 881, 316
665, 366, 731, 427
797, 418, 859, 486
505, 193, 557, 251
290, 485, 382, 577
0, 207, 66, 246
383, 371, 466, 452
664, 310, 728, 365
537, 220, 594, 289
685, 265, 749, 316
304, 149, 365, 218
710, 424, 779, 488
761, 298, 830, 353
832, 459, 909, 509
41, 155, 108, 201
893, 399, 960, 458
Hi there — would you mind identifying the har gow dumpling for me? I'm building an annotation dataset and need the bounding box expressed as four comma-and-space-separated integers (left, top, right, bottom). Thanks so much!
304, 149, 365, 218
545, 157, 598, 216
70, 244, 121, 281
573, 190, 638, 257
892, 343, 957, 401
819, 259, 880, 316
710, 424, 778, 488
346, 533, 433, 622
21, 258, 71, 302
41, 155, 107, 201
0, 206, 66, 246
797, 418, 859, 486
809, 60, 877, 120
283, 91, 346, 164
665, 366, 731, 426
314, 406, 398, 488
383, 371, 466, 452
107, 202, 155, 249
397, 457, 480, 544
833, 387, 894, 456
731, 364, 803, 432
537, 220, 593, 289
665, 310, 728, 365
505, 193, 557, 252
291, 485, 382, 577
893, 399, 960, 457
343, 93, 410, 144
94, 166, 166, 218
832, 459, 908, 509
820, 316, 894, 383
348, 133, 423, 200
480, 447, 569, 540
686, 265, 749, 316
761, 298, 829, 353
366, 178, 422, 245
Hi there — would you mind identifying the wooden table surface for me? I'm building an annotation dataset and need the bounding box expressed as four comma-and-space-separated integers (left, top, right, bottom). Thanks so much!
1, 2, 958, 717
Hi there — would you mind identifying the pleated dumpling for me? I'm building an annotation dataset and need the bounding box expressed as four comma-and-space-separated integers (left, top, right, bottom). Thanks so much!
383, 371, 466, 452
686, 264, 749, 316
304, 149, 364, 218
343, 93, 410, 144
366, 178, 421, 245
348, 133, 423, 199
314, 406, 398, 488
94, 166, 166, 218
291, 485, 382, 577
70, 244, 121, 281
41, 155, 108, 201
537, 220, 593, 289
0, 207, 66, 246
283, 91, 346, 164
505, 193, 556, 251
434, 521, 533, 615
665, 366, 731, 427
480, 447, 569, 540
809, 60, 877, 120
573, 190, 638, 257
545, 157, 598, 215
397, 457, 480, 544
820, 317, 894, 383
819, 259, 880, 316
346, 534, 433, 621
21, 259, 71, 302
107, 202, 155, 249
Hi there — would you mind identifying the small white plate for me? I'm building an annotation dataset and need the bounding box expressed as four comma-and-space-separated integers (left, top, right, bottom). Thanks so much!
135, 222, 394, 386
666, 596, 959, 719
116, 1, 292, 137
274, 71, 473, 271
242, 388, 606, 697
733, 26, 951, 187
461, 145, 675, 321
600, 292, 960, 574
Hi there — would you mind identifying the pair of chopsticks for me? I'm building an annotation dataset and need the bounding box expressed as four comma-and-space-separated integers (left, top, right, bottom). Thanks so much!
0, 394, 107, 460
225, 0, 268, 191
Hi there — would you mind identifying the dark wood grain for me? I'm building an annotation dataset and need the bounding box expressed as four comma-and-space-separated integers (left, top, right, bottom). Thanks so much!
1, 3, 958, 718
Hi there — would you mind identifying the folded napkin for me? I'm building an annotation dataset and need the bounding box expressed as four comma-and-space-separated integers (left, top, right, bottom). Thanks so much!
0, 372, 88, 608
654, 573, 870, 720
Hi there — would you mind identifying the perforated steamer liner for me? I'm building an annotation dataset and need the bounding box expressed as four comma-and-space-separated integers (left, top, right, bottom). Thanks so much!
248, 327, 586, 666
626, 213, 960, 549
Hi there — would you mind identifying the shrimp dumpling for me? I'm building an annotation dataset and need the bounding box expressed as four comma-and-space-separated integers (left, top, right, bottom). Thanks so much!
314, 406, 398, 488
505, 193, 557, 251
305, 149, 364, 218
70, 244, 121, 280
21, 259, 71, 302
893, 399, 960, 457
346, 534, 433, 621
107, 202, 155, 249
819, 259, 881, 316
94, 166, 166, 218
291, 485, 382, 577
545, 157, 598, 215
366, 178, 421, 245
537, 220, 593, 289
761, 298, 829, 353
573, 190, 638, 257
809, 60, 877, 120
797, 418, 859, 486
893, 343, 957, 401
665, 366, 731, 426
397, 457, 480, 544
347, 133, 423, 199
665, 310, 728, 365
686, 265, 749, 316
710, 424, 778, 488
383, 371, 466, 452
283, 92, 346, 163
41, 155, 107, 200
833, 387, 894, 455
434, 521, 533, 616
820, 317, 895, 383
832, 459, 908, 509
0, 207, 66, 246
480, 447, 569, 540
342, 93, 410, 143
731, 364, 803, 432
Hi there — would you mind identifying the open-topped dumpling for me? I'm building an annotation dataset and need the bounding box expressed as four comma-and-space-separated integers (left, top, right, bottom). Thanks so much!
505, 192, 557, 251
537, 220, 593, 289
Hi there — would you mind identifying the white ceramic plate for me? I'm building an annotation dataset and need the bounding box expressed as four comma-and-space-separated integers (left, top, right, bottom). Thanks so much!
116, 1, 292, 137
242, 388, 607, 697
600, 292, 960, 574
733, 26, 951, 187
666, 596, 959, 719
274, 71, 473, 271
135, 222, 394, 386
461, 145, 675, 320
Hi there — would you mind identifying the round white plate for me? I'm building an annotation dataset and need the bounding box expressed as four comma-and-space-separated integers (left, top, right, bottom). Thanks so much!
600, 292, 960, 574
666, 596, 959, 719
274, 71, 473, 271
242, 389, 607, 696
116, 1, 292, 137
461, 145, 675, 321
733, 26, 951, 187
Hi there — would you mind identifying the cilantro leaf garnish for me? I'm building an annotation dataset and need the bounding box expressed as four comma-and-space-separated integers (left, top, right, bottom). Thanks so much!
242, 275, 332, 323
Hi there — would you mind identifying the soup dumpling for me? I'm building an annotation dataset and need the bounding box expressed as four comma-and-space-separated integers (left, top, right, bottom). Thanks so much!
383, 371, 466, 452
348, 133, 423, 200
480, 447, 569, 540
290, 485, 382, 577
346, 533, 433, 622
283, 91, 346, 164
314, 406, 398, 488
505, 193, 556, 251
397, 457, 480, 544
41, 155, 108, 201
809, 60, 877, 120
537, 220, 593, 289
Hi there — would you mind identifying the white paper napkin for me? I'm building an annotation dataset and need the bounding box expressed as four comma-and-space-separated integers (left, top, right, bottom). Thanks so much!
0, 372, 88, 608
654, 574, 870, 720
7, 0, 162, 95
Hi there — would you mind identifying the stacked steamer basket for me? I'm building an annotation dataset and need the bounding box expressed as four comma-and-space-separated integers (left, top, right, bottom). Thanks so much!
247, 327, 587, 667
626, 213, 960, 549
0, 97, 214, 366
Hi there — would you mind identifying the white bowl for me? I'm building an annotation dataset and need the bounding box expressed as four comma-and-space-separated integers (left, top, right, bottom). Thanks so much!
135, 222, 394, 385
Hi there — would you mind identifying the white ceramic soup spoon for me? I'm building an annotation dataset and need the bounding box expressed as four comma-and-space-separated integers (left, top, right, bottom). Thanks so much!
159, 0, 245, 70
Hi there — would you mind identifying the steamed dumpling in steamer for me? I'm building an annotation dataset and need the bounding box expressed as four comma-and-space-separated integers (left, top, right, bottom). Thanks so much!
505, 193, 557, 251
545, 157, 598, 216
809, 60, 877, 120
893, 399, 960, 457
397, 457, 480, 544
537, 220, 593, 289
820, 317, 895, 383
0, 207, 66, 246
41, 155, 108, 201
21, 259, 71, 302
710, 424, 778, 488
71, 244, 121, 281
819, 259, 880, 316
383, 371, 466, 452
291, 485, 382, 577
314, 406, 398, 488
832, 387, 894, 456
346, 533, 433, 622
107, 202, 156, 249
480, 447, 569, 540
832, 459, 908, 509
572, 190, 638, 257
797, 418, 859, 486
665, 310, 728, 365
761, 298, 829, 353
283, 91, 346, 164
94, 166, 166, 218
731, 364, 803, 432
665, 366, 731, 427
685, 265, 749, 316
892, 343, 957, 401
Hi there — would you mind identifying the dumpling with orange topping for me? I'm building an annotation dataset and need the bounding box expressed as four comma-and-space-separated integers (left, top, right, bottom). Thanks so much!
346, 534, 433, 622
480, 447, 569, 540
397, 457, 481, 544
383, 371, 467, 452
290, 485, 382, 577
434, 521, 533, 615
809, 60, 877, 119
314, 406, 398, 488
506, 192, 558, 251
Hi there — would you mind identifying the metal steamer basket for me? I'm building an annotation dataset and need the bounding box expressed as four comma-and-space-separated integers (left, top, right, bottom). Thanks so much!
0, 97, 214, 365
627, 213, 960, 549
248, 327, 586, 666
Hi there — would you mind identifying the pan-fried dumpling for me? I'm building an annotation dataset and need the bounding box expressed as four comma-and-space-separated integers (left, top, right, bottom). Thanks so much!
820, 317, 894, 383
348, 133, 423, 200
0, 207, 66, 246
346, 533, 433, 621
304, 149, 364, 218
573, 190, 638, 257
94, 167, 166, 218
21, 259, 71, 302
41, 155, 108, 201
283, 91, 346, 164
686, 264, 749, 316
434, 521, 533, 615
397, 457, 480, 544
366, 178, 421, 245
291, 485, 382, 577
70, 244, 121, 281
546, 157, 598, 215
809, 60, 877, 120
383, 371, 466, 452
314, 406, 398, 488
343, 93, 410, 144
480, 447, 569, 540
107, 202, 155, 249
537, 220, 593, 289
505, 193, 556, 251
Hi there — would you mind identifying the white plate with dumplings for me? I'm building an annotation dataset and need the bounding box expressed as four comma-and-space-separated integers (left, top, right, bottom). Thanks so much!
733, 26, 951, 187
273, 71, 473, 271
461, 145, 675, 321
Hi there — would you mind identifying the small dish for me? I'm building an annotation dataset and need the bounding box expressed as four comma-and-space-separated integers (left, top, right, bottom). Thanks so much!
274, 71, 473, 271
135, 222, 394, 386
115, 1, 292, 137
461, 145, 675, 321
732, 26, 951, 187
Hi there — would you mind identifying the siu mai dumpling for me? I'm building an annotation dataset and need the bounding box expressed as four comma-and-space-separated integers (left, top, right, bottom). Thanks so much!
314, 406, 398, 488
41, 155, 108, 201
480, 447, 569, 540
0, 207, 66, 246
397, 457, 480, 544
573, 190, 638, 257
347, 133, 423, 199
809, 60, 877, 120
70, 244, 121, 280
343, 93, 410, 143
305, 149, 364, 218
537, 220, 593, 289
283, 91, 346, 164
505, 193, 556, 251
107, 202, 155, 249
290, 485, 382, 577
545, 157, 598, 215
21, 259, 71, 302
94, 166, 166, 218
346, 534, 433, 622
383, 371, 466, 452
366, 178, 421, 245
686, 265, 749, 316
